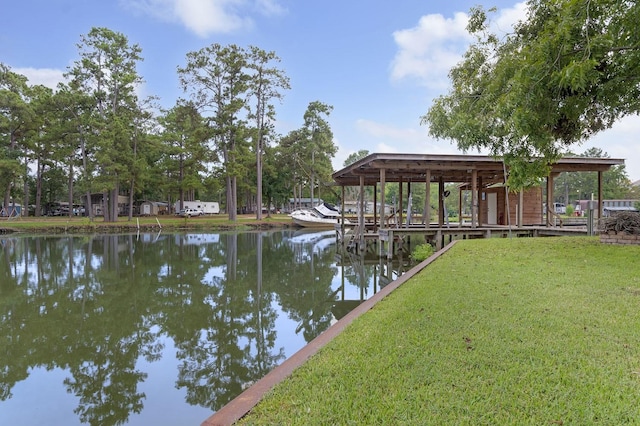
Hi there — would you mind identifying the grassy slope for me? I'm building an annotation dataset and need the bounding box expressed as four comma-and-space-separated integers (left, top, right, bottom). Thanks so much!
0, 214, 294, 233
239, 237, 640, 425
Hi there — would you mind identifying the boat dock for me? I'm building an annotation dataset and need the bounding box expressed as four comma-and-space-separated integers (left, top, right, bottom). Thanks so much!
337, 222, 590, 259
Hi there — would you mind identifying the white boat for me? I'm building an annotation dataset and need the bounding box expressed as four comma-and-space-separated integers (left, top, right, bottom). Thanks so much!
289, 203, 351, 228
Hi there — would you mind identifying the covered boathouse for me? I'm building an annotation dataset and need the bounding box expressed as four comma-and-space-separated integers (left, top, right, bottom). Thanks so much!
331, 153, 624, 256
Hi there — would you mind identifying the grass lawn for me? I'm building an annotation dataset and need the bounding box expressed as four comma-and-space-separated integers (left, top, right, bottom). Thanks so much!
238, 237, 640, 425
0, 213, 294, 233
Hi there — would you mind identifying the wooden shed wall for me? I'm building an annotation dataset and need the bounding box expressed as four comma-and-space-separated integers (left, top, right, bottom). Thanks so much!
480, 186, 542, 226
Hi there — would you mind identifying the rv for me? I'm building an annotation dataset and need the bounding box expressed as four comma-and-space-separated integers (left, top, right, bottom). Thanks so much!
174, 200, 220, 215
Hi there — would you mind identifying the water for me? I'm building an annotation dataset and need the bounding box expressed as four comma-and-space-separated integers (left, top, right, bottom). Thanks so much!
0, 229, 414, 425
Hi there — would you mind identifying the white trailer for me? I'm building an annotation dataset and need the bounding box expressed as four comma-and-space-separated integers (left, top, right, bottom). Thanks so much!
174, 200, 220, 215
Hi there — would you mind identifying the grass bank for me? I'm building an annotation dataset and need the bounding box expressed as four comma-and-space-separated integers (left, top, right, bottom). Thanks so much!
0, 213, 294, 234
238, 237, 640, 425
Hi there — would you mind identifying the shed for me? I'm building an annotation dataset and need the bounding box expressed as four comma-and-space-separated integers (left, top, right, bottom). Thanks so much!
139, 201, 169, 216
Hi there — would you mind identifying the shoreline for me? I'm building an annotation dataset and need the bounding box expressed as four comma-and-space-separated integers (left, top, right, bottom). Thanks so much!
0, 215, 296, 235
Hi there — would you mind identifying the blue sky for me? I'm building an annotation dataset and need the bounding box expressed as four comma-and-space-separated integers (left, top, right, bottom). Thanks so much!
2, 0, 638, 181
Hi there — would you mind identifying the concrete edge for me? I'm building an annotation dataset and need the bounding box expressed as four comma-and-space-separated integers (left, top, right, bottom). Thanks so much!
201, 240, 459, 426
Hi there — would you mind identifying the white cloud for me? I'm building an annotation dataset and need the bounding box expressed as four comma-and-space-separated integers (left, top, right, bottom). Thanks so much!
123, 0, 286, 37
354, 119, 469, 156
390, 3, 527, 89
254, 0, 286, 16
13, 67, 66, 89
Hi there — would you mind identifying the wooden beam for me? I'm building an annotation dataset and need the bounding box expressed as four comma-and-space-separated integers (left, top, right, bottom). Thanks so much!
424, 170, 431, 225
471, 169, 478, 229
438, 177, 444, 227
546, 175, 554, 227
597, 171, 603, 221
379, 168, 386, 227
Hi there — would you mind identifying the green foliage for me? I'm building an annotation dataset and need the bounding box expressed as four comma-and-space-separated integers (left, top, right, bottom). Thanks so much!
343, 150, 369, 167
410, 243, 434, 262
565, 204, 574, 217
423, 1, 640, 189
554, 148, 635, 205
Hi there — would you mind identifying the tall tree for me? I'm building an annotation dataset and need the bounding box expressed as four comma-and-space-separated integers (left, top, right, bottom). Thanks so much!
343, 150, 370, 167
302, 101, 336, 204
245, 47, 290, 220
424, 2, 640, 189
178, 44, 250, 222
66, 27, 144, 222
159, 101, 210, 211
0, 64, 32, 215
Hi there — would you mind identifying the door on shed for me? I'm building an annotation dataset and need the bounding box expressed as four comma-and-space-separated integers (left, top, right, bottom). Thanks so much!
487, 192, 498, 225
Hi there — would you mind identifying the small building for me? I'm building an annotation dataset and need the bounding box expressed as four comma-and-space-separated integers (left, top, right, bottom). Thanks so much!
0, 202, 22, 217
139, 201, 170, 216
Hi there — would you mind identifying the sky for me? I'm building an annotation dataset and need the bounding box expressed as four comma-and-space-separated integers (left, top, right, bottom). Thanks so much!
1, 0, 638, 181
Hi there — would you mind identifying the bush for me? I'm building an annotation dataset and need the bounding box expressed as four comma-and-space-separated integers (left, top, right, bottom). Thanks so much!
599, 211, 640, 235
411, 243, 434, 262
565, 204, 574, 217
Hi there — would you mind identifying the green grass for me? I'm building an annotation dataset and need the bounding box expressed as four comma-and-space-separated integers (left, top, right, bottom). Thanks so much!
238, 237, 640, 425
0, 213, 294, 233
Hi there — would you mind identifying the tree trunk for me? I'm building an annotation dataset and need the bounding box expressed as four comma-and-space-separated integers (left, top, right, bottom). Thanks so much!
110, 185, 119, 222
256, 134, 263, 220
68, 163, 74, 218
128, 180, 134, 221
22, 157, 29, 217
35, 161, 43, 217
103, 191, 110, 222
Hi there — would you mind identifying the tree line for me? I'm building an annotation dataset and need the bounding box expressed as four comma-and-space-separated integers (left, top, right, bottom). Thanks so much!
0, 27, 337, 222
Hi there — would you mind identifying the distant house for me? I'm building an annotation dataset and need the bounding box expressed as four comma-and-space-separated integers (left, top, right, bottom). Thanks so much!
83, 193, 130, 217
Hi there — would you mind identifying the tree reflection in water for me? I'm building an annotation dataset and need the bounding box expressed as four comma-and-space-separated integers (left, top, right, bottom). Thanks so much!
0, 230, 410, 425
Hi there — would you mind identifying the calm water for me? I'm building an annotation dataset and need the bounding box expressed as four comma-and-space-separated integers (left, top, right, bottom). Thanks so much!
0, 229, 414, 425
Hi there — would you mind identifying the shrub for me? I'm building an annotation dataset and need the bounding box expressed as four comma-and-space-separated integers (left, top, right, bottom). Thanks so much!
599, 211, 640, 235
411, 243, 434, 262
565, 204, 574, 217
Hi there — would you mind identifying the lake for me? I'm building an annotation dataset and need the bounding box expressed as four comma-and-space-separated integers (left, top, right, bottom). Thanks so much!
0, 229, 415, 425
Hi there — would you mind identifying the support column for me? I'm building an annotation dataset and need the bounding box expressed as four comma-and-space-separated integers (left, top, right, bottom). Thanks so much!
438, 176, 445, 227
518, 190, 524, 228
379, 169, 386, 228
359, 175, 365, 246
373, 183, 378, 232
546, 175, 554, 227
341, 185, 346, 242
478, 177, 483, 227
424, 170, 431, 226
398, 177, 403, 227
597, 171, 603, 221
471, 169, 478, 229
458, 187, 463, 228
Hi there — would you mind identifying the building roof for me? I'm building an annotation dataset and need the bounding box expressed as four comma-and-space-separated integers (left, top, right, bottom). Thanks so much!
332, 153, 625, 187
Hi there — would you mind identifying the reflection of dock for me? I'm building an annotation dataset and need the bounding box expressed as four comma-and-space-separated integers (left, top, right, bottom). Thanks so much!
334, 249, 411, 308
338, 223, 589, 259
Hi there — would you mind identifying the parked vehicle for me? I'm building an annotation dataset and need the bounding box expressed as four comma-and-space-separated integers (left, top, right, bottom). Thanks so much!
173, 200, 220, 215
177, 208, 204, 217
553, 203, 566, 214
